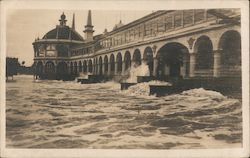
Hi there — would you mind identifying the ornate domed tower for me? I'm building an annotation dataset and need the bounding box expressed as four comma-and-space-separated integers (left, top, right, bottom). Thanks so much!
33, 12, 84, 80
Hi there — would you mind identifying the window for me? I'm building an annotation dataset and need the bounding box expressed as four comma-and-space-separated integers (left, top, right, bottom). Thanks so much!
174, 13, 182, 28
194, 9, 205, 23
134, 27, 139, 40
165, 16, 173, 30
129, 29, 134, 41
183, 10, 194, 26
139, 24, 144, 37
152, 21, 157, 35
145, 22, 152, 36
157, 17, 165, 32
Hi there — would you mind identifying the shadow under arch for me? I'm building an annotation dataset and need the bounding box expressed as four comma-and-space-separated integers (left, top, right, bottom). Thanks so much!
218, 30, 241, 77
56, 61, 68, 80
156, 42, 189, 80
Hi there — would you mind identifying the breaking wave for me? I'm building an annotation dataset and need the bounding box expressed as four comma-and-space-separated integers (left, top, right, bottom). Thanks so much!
123, 80, 172, 96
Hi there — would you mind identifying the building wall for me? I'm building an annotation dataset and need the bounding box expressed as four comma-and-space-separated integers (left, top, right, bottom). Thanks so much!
33, 9, 241, 81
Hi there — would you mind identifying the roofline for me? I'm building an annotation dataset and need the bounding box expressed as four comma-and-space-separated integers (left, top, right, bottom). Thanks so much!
32, 39, 84, 45
105, 10, 173, 36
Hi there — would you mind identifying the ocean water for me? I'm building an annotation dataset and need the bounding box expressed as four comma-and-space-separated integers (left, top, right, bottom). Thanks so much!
6, 75, 242, 149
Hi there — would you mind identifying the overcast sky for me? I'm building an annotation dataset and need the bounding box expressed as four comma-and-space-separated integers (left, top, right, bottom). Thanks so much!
6, 9, 151, 66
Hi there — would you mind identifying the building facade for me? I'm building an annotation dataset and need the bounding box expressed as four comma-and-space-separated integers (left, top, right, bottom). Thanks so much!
33, 9, 241, 81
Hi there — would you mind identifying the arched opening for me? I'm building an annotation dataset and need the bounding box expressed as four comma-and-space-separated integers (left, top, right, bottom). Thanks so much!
57, 61, 68, 80
143, 47, 154, 76
88, 60, 93, 73
124, 51, 131, 71
36, 61, 43, 78
78, 61, 82, 73
83, 60, 87, 73
110, 54, 115, 75
156, 42, 189, 79
194, 36, 213, 71
132, 49, 141, 67
219, 30, 241, 76
99, 56, 103, 75
104, 55, 108, 75
45, 61, 55, 79
116, 53, 122, 74
74, 61, 78, 76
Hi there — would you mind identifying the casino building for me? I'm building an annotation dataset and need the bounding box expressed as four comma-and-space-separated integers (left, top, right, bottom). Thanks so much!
33, 9, 241, 82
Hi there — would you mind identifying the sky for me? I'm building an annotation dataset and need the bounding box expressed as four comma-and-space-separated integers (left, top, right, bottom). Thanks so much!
6, 9, 151, 66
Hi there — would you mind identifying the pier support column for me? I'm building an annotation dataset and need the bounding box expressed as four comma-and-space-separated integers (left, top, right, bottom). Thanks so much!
153, 58, 158, 77
68, 63, 71, 75
213, 50, 221, 77
108, 63, 111, 76
92, 63, 95, 75
54, 64, 57, 74
96, 64, 99, 75
86, 65, 88, 74
102, 63, 105, 76
189, 53, 196, 77
75, 63, 78, 76
114, 62, 118, 75
94, 63, 97, 75
131, 60, 136, 68
122, 61, 126, 75
182, 55, 188, 78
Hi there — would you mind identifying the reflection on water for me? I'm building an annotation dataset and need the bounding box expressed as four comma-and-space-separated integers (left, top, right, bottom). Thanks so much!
6, 75, 242, 149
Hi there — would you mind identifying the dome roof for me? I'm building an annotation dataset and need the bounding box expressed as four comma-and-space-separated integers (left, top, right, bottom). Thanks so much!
42, 26, 84, 41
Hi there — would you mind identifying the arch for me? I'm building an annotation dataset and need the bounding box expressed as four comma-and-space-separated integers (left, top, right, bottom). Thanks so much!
132, 49, 141, 67
194, 35, 213, 70
110, 54, 115, 75
88, 59, 93, 73
156, 42, 189, 79
74, 61, 78, 75
36, 61, 44, 77
124, 51, 131, 71
57, 61, 68, 79
99, 56, 103, 75
143, 47, 154, 76
116, 53, 122, 74
45, 61, 55, 79
219, 30, 241, 73
104, 55, 109, 75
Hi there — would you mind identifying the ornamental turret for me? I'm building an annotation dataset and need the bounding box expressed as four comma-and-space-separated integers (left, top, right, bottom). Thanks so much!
83, 10, 94, 41
59, 12, 67, 26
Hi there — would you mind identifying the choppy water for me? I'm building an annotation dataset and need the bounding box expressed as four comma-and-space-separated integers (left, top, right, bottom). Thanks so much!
6, 75, 242, 149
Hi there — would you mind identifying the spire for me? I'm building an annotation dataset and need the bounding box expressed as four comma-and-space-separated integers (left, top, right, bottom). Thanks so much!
72, 13, 75, 30
87, 10, 92, 26
84, 10, 94, 41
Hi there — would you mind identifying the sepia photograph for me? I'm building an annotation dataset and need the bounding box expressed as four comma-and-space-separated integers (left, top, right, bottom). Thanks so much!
0, 0, 249, 157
